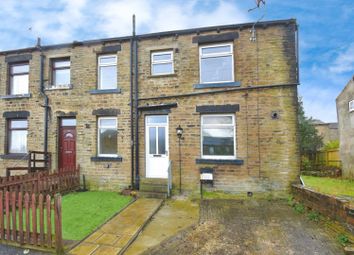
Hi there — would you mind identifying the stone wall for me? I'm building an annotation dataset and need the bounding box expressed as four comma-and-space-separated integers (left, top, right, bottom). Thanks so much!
292, 184, 354, 233
313, 123, 339, 145
0, 19, 300, 193
336, 77, 354, 178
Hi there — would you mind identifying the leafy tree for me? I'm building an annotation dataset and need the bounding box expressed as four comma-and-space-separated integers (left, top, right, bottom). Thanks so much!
298, 98, 323, 156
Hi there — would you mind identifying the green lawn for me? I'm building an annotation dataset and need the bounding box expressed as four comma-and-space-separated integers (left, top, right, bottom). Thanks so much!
62, 191, 132, 240
301, 176, 354, 198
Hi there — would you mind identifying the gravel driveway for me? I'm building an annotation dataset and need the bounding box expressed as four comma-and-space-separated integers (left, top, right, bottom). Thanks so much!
145, 199, 345, 255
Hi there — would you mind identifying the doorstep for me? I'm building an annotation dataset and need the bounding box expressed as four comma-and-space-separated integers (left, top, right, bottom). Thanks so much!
68, 198, 163, 255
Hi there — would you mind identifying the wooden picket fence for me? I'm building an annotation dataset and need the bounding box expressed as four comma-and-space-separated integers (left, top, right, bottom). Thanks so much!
0, 191, 63, 253
0, 166, 80, 196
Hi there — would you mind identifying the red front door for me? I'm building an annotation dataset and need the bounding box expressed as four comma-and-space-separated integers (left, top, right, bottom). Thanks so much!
59, 118, 76, 171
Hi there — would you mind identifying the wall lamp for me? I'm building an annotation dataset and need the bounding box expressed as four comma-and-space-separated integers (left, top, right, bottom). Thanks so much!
176, 125, 183, 139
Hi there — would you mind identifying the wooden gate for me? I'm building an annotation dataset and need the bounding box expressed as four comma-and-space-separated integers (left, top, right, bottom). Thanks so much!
0, 191, 63, 254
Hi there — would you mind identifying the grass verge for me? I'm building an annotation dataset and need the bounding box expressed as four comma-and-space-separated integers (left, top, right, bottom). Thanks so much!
301, 176, 354, 198
62, 191, 132, 240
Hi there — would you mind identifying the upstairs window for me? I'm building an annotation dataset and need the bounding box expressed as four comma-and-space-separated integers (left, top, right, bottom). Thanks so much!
151, 51, 174, 75
98, 55, 117, 90
199, 43, 234, 84
98, 117, 118, 157
201, 114, 236, 159
52, 58, 71, 87
8, 119, 28, 154
349, 100, 354, 112
9, 63, 29, 95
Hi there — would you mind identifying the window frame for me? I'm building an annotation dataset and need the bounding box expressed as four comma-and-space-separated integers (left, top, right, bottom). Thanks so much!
200, 114, 236, 160
151, 50, 174, 76
97, 116, 118, 157
8, 62, 30, 95
7, 118, 28, 154
51, 57, 71, 87
199, 43, 234, 84
97, 55, 118, 90
349, 100, 354, 112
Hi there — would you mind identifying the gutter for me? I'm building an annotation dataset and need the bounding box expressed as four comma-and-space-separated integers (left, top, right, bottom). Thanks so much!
133, 16, 140, 190
130, 17, 135, 189
38, 38, 50, 168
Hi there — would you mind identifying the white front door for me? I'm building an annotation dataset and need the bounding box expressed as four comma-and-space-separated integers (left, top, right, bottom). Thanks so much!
145, 115, 169, 178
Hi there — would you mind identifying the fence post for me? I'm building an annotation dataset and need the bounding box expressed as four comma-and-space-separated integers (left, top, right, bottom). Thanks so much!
54, 194, 64, 255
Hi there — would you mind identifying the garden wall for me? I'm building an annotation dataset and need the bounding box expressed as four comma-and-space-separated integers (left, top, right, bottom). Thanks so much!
292, 184, 354, 233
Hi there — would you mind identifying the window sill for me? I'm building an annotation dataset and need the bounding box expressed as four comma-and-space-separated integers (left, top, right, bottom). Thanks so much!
89, 89, 121, 94
91, 156, 122, 162
45, 84, 73, 90
147, 73, 177, 78
0, 154, 28, 160
0, 94, 32, 99
193, 81, 241, 89
196, 158, 244, 165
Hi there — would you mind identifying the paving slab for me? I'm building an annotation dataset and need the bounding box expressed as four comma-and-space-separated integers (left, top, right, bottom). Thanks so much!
124, 197, 199, 255
68, 198, 162, 255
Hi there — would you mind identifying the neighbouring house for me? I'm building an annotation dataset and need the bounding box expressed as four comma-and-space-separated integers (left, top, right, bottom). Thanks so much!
310, 119, 339, 145
336, 76, 354, 178
0, 19, 300, 194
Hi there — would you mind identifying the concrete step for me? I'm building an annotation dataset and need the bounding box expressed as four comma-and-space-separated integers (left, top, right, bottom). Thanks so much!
138, 191, 168, 199
140, 178, 168, 185
140, 183, 168, 193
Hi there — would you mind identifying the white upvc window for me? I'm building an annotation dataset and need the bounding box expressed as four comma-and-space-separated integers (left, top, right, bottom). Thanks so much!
98, 117, 118, 157
8, 119, 28, 154
9, 63, 29, 95
199, 43, 234, 84
201, 114, 236, 159
98, 55, 117, 90
349, 100, 354, 112
151, 51, 174, 75
52, 58, 71, 87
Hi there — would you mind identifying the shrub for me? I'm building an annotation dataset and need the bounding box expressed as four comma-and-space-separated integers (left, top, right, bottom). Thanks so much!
307, 211, 320, 222
324, 140, 339, 150
337, 233, 349, 246
294, 203, 305, 214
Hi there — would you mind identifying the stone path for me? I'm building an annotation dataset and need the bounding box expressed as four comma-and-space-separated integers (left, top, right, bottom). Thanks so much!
124, 197, 199, 255
69, 198, 163, 255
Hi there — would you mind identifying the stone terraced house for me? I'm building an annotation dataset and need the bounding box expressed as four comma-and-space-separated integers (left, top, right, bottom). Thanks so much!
0, 19, 300, 195
336, 76, 354, 179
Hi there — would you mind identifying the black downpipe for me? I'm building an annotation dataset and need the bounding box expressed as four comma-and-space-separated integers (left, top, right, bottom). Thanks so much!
133, 16, 140, 190
38, 40, 49, 168
130, 16, 135, 189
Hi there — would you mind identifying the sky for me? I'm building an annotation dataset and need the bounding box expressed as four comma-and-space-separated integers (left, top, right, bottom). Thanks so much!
0, 0, 353, 122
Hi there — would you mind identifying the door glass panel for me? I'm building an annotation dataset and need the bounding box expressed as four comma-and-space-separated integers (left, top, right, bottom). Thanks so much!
158, 127, 166, 154
10, 120, 28, 129
149, 127, 156, 154
147, 116, 167, 124
61, 118, 76, 126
